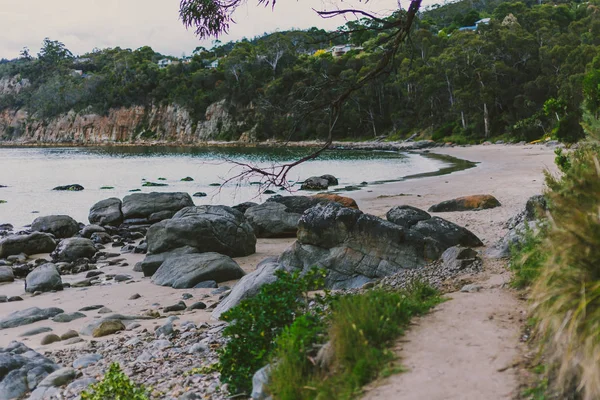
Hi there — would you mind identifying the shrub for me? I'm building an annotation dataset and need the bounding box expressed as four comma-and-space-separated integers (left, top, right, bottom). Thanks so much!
510, 222, 548, 289
218, 268, 327, 395
81, 362, 149, 400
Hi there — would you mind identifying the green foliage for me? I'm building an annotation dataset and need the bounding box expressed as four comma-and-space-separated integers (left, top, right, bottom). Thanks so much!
509, 222, 548, 289
218, 268, 327, 395
268, 282, 442, 400
81, 363, 149, 400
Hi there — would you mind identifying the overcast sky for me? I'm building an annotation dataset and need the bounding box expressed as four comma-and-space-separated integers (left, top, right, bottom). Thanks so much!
0, 0, 435, 59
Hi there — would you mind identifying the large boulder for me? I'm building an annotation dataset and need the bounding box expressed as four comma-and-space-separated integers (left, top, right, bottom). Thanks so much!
266, 195, 322, 213
411, 217, 483, 248
212, 258, 287, 319
140, 246, 199, 277
88, 198, 123, 226
0, 266, 14, 283
121, 192, 194, 220
279, 203, 441, 289
25, 264, 63, 293
52, 238, 97, 262
31, 215, 79, 239
0, 307, 64, 330
386, 205, 431, 228
301, 177, 330, 191
245, 202, 302, 238
312, 194, 358, 209
146, 205, 256, 257
152, 253, 245, 289
428, 194, 501, 212
0, 341, 60, 400
0, 233, 56, 258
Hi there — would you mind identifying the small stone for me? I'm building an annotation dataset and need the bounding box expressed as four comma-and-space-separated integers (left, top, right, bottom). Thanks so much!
461, 284, 482, 293
125, 337, 142, 346
79, 305, 104, 311
41, 334, 62, 345
163, 301, 186, 313
129, 293, 142, 300
92, 320, 125, 337
114, 274, 132, 282
97, 307, 112, 314
85, 270, 104, 278
187, 302, 207, 311
73, 354, 102, 369
181, 293, 193, 300
155, 322, 173, 338
60, 330, 79, 340
0, 295, 6, 303
187, 342, 207, 354
63, 337, 85, 345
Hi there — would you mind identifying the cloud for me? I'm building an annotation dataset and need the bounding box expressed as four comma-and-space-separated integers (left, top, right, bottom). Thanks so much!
0, 0, 430, 59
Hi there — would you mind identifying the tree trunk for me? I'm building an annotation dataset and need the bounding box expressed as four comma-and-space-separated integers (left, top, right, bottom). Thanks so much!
483, 103, 490, 138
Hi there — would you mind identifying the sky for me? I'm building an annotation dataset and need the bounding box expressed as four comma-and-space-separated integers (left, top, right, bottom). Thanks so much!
0, 0, 432, 59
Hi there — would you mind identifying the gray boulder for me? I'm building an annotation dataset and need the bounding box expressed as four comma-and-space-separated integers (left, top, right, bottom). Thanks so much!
212, 258, 287, 319
441, 246, 480, 272
525, 194, 547, 220
265, 196, 323, 214
411, 217, 483, 249
37, 367, 76, 388
251, 364, 273, 400
232, 202, 258, 214
140, 246, 199, 277
0, 233, 56, 258
301, 177, 330, 191
80, 224, 106, 238
152, 253, 245, 289
52, 238, 96, 262
0, 307, 64, 330
245, 202, 302, 238
31, 215, 79, 239
0, 265, 14, 283
122, 192, 193, 220
386, 205, 431, 228
88, 198, 123, 226
146, 205, 256, 257
25, 264, 62, 293
0, 341, 60, 400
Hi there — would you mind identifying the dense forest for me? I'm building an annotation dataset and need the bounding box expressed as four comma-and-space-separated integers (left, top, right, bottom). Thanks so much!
1, 0, 600, 143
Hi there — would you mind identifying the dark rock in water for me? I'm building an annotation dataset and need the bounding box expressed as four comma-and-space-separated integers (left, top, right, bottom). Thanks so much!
152, 253, 245, 289
53, 184, 84, 191
412, 217, 483, 248
428, 194, 501, 212
142, 182, 168, 187
0, 232, 57, 258
263, 189, 276, 194
163, 301, 187, 312
146, 205, 256, 258
320, 174, 339, 186
81, 224, 106, 238
209, 183, 221, 187
129, 189, 141, 192
193, 280, 218, 289
31, 215, 79, 239
52, 238, 96, 262
100, 186, 114, 190
232, 202, 258, 214
0, 265, 14, 283
386, 205, 432, 229
25, 264, 63, 293
88, 198, 123, 227
0, 307, 64, 329
19, 327, 53, 337
245, 202, 302, 238
193, 192, 207, 198
187, 301, 207, 310
8, 296, 23, 302
122, 192, 193, 220
52, 312, 86, 323
212, 259, 286, 319
181, 177, 194, 182
301, 176, 329, 191
140, 246, 200, 277
0, 341, 60, 399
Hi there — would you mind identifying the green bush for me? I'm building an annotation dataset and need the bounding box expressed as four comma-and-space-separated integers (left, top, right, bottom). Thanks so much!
218, 268, 327, 395
81, 363, 149, 400
509, 222, 548, 289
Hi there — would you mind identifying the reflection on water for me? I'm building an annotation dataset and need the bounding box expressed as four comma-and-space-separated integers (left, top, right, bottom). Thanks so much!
0, 146, 452, 227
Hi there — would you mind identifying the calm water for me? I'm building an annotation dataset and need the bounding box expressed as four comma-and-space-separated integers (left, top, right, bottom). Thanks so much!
0, 146, 451, 228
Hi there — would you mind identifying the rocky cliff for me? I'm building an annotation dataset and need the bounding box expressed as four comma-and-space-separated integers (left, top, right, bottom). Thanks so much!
0, 100, 254, 145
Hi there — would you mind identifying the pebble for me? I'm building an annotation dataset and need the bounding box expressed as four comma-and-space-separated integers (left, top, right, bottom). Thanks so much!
41, 334, 62, 345
164, 301, 186, 312
461, 284, 482, 293
181, 293, 193, 300
60, 330, 79, 340
129, 293, 141, 300
79, 305, 104, 311
187, 302, 207, 311
97, 307, 112, 314
73, 353, 102, 369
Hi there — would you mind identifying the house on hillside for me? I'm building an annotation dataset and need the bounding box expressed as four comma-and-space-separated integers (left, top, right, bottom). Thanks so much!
329, 44, 363, 57
207, 59, 219, 69
158, 58, 176, 68
458, 18, 491, 32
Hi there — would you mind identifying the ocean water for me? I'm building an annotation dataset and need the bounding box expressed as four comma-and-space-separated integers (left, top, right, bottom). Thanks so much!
0, 146, 451, 228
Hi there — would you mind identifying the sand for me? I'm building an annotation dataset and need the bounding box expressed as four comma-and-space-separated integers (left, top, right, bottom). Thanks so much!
0, 143, 558, 398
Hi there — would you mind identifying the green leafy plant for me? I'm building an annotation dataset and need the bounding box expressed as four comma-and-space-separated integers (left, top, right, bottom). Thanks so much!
81, 363, 149, 400
218, 267, 327, 395
509, 222, 548, 289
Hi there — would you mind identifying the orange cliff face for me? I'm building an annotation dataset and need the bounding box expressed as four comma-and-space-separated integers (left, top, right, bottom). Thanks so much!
0, 100, 240, 145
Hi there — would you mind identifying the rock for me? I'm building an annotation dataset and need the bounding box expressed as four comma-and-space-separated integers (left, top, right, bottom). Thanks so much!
182, 293, 193, 300
232, 202, 258, 214
52, 238, 96, 262
40, 334, 61, 345
25, 264, 62, 293
85, 270, 103, 278
428, 194, 501, 212
6, 253, 26, 263
53, 184, 84, 191
212, 258, 286, 319
0, 342, 59, 399
181, 177, 194, 181
525, 194, 547, 220
412, 217, 483, 249
140, 246, 200, 277
8, 296, 22, 302
114, 274, 132, 282
441, 246, 480, 272
31, 215, 79, 239
0, 232, 57, 258
187, 302, 207, 311
65, 377, 97, 393
122, 192, 193, 220
126, 323, 141, 331
319, 174, 339, 186
193, 280, 217, 288
28, 386, 60, 399
152, 253, 245, 289
163, 301, 187, 312
92, 320, 125, 337
266, 195, 323, 214
0, 296, 6, 303
52, 312, 86, 323
188, 343, 207, 354
63, 337, 84, 345
81, 224, 106, 238
251, 364, 272, 400
90, 232, 112, 244
193, 192, 207, 197
79, 305, 104, 311
129, 293, 141, 300
20, 327, 53, 337
279, 203, 440, 289
301, 176, 330, 191
245, 202, 302, 238
386, 205, 431, 228
312, 193, 358, 209
60, 330, 79, 340
149, 210, 176, 223
88, 198, 123, 226
0, 265, 14, 283
142, 181, 168, 187
37, 367, 76, 387
487, 220, 538, 259
155, 322, 173, 338
146, 205, 256, 257
97, 307, 112, 314
461, 284, 482, 293
73, 354, 102, 369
